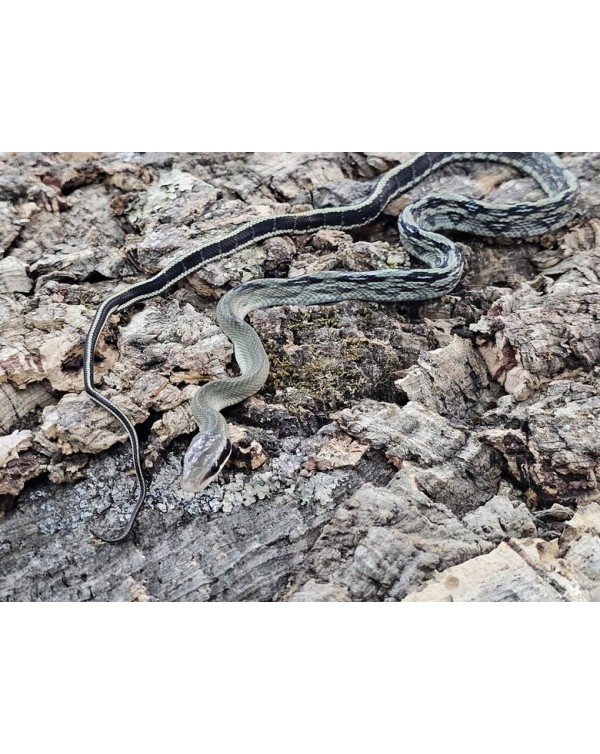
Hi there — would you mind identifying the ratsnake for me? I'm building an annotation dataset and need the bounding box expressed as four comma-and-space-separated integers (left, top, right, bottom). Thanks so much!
83, 152, 579, 542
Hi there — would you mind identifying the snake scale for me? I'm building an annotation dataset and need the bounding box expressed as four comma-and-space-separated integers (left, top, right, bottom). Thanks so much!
83, 152, 579, 542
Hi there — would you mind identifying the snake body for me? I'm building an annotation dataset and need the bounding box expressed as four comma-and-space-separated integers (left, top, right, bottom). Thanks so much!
84, 153, 579, 542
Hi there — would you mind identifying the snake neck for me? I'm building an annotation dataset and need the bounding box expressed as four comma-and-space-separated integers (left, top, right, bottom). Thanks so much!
194, 403, 228, 438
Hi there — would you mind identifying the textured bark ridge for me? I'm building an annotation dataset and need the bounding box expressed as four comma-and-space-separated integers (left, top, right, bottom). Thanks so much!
0, 152, 599, 602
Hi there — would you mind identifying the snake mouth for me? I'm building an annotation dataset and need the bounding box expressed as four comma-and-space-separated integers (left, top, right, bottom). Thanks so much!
180, 476, 210, 494
181, 435, 232, 493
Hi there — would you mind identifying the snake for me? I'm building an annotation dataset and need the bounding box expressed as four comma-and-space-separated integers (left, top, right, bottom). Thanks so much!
83, 152, 579, 543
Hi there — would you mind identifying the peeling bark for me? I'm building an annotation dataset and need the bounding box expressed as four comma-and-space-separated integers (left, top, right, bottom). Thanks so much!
0, 151, 599, 602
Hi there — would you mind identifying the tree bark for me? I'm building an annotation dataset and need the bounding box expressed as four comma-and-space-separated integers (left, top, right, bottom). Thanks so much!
0, 151, 598, 601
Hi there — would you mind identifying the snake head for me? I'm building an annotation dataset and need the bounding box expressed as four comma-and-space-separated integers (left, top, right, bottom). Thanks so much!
181, 431, 232, 493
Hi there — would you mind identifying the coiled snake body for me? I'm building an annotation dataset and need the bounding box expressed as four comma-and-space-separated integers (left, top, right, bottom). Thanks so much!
84, 152, 579, 542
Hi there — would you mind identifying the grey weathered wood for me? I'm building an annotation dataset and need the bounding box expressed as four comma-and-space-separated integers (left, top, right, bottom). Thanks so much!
0, 152, 599, 601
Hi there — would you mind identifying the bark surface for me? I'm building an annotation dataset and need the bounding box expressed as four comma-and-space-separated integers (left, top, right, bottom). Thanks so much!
0, 151, 598, 602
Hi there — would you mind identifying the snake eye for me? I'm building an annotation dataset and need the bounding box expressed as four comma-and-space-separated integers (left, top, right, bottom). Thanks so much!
181, 432, 232, 493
